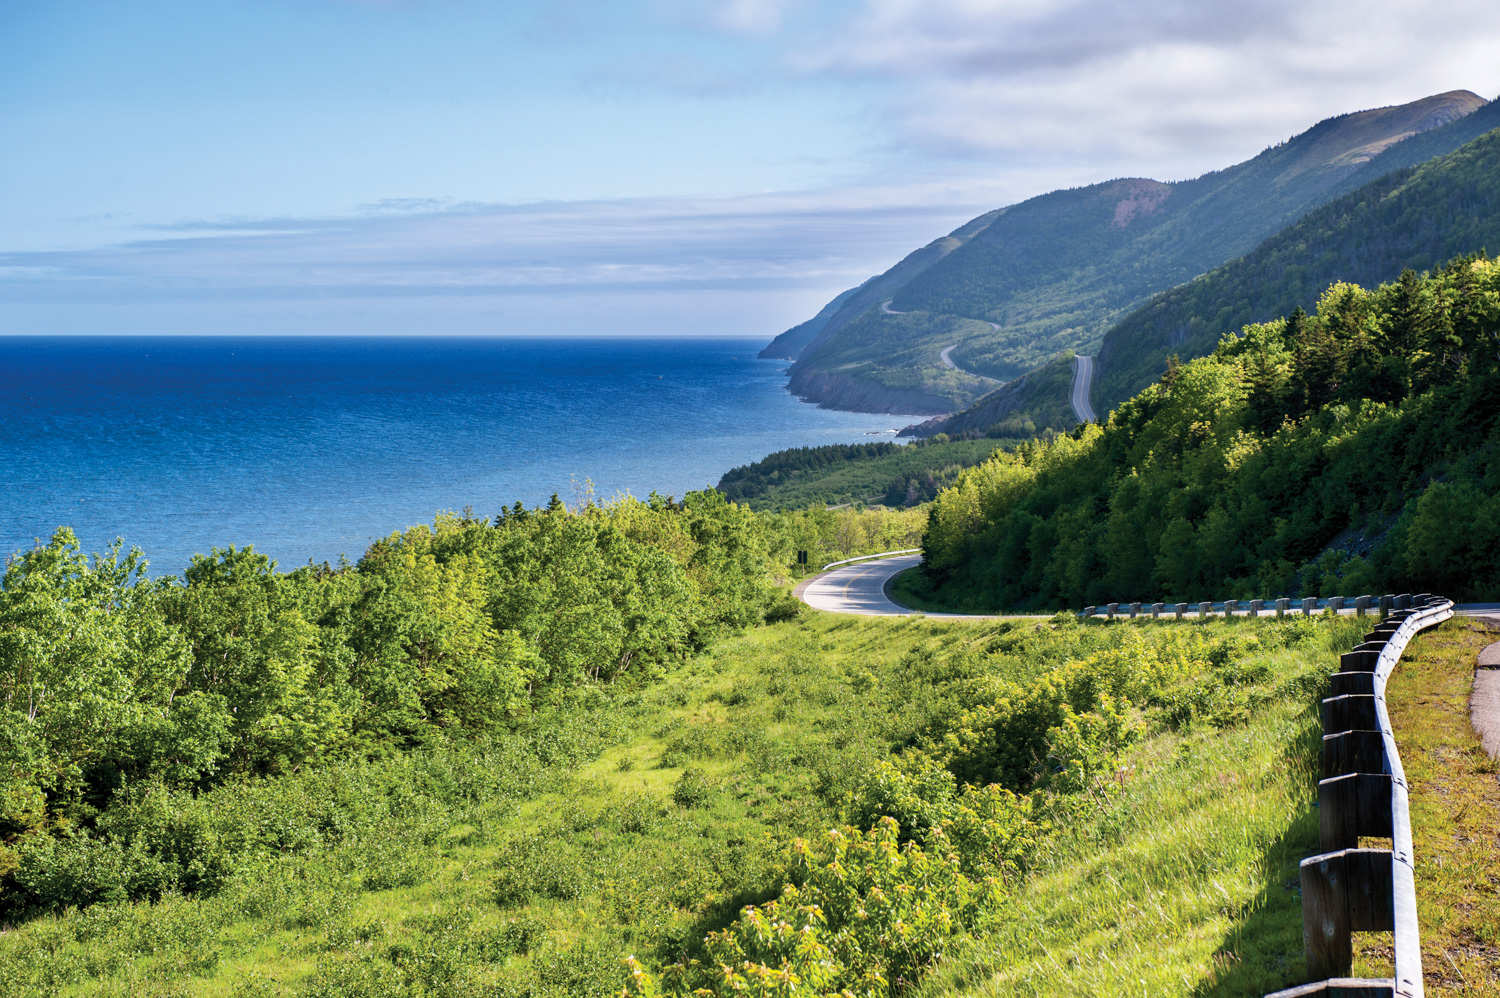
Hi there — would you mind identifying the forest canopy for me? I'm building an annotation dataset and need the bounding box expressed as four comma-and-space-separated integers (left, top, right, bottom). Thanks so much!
0, 492, 921, 911
914, 256, 1500, 611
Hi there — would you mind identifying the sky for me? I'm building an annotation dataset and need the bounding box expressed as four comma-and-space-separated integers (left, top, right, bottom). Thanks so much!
3, 0, 1499, 338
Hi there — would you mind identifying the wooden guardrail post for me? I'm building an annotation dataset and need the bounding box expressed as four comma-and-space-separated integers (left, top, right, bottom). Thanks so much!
1226, 598, 1238, 617
1300, 847, 1396, 978
1129, 601, 1141, 618
1277, 597, 1290, 617
1250, 598, 1264, 617
1107, 601, 1118, 619
1175, 602, 1187, 619
1355, 595, 1371, 616
1082, 605, 1096, 618
1198, 601, 1211, 618
1379, 594, 1394, 618
1329, 596, 1345, 613
1151, 601, 1164, 618
1319, 772, 1393, 849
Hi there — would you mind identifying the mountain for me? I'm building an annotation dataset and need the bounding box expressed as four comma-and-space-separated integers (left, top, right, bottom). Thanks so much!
774, 90, 1490, 416
905, 108, 1500, 438
758, 208, 1003, 361
1093, 104, 1500, 412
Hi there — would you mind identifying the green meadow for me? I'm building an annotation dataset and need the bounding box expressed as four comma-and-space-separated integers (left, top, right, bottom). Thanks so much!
0, 608, 1370, 998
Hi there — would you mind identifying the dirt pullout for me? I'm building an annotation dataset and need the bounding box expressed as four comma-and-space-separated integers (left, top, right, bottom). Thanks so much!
1473, 640, 1500, 759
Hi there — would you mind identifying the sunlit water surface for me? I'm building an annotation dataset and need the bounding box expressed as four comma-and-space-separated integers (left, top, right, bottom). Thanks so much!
1, 337, 909, 575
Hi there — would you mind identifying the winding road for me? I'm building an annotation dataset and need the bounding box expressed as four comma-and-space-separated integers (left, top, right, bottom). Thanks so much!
795, 554, 1001, 619
880, 300, 1096, 422
939, 344, 1000, 383
799, 554, 1498, 623
1071, 355, 1097, 423
795, 554, 922, 615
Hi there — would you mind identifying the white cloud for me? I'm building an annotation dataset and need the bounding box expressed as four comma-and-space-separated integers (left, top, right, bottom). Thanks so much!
711, 0, 1500, 175
0, 187, 998, 334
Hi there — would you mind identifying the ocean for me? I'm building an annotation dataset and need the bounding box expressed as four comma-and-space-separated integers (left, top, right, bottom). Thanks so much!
0, 336, 908, 576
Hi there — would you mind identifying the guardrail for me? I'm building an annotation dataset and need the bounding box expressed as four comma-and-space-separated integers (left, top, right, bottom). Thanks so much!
818, 548, 922, 572
1080, 594, 1395, 620
1265, 593, 1452, 998
1077, 591, 1452, 996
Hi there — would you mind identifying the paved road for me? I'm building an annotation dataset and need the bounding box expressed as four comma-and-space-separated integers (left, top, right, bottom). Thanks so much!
795, 554, 1012, 619
939, 344, 1000, 383
1072, 355, 1097, 423
1475, 640, 1500, 760
878, 307, 1092, 420
797, 554, 921, 615
800, 554, 1482, 626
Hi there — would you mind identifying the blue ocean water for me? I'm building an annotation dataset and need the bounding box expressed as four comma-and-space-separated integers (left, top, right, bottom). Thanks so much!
0, 337, 908, 576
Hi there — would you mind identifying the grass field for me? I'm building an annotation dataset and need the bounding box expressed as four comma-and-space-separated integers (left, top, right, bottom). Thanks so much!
1, 609, 1463, 998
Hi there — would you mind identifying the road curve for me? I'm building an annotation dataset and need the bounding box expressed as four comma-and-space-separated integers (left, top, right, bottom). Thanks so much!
1072, 355, 1097, 423
940, 344, 1001, 383
796, 554, 922, 615
795, 554, 1004, 619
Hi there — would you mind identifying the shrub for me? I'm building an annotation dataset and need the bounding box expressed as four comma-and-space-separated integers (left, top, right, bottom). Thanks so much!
670, 769, 712, 809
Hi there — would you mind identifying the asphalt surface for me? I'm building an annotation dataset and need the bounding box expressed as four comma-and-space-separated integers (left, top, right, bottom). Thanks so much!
795, 554, 1014, 620
1072, 355, 1097, 423
1476, 640, 1500, 760
796, 554, 922, 616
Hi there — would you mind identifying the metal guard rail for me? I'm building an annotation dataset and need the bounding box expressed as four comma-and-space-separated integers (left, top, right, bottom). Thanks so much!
818, 548, 921, 572
1264, 594, 1453, 998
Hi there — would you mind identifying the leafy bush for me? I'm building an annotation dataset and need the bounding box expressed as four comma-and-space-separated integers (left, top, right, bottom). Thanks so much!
670, 769, 713, 809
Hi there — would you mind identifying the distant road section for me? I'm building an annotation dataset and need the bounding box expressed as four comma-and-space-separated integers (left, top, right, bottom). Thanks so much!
940, 344, 1000, 383
1072, 355, 1097, 423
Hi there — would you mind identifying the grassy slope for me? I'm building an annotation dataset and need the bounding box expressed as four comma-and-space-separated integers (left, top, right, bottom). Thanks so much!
927, 616, 1366, 996
0, 611, 1383, 998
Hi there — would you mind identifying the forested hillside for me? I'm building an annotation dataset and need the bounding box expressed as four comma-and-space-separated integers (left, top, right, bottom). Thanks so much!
899, 351, 1080, 439
1094, 116, 1500, 412
907, 114, 1500, 442
716, 437, 1008, 510
910, 259, 1500, 612
775, 91, 1490, 414
758, 210, 1003, 363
